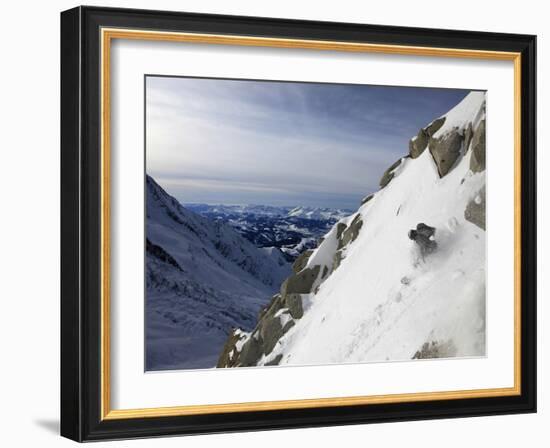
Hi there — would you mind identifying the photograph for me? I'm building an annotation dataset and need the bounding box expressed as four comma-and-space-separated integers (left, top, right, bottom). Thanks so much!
144, 76, 487, 371
57, 4, 537, 442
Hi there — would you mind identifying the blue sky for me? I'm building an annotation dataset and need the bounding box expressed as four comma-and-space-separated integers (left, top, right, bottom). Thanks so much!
146, 76, 470, 210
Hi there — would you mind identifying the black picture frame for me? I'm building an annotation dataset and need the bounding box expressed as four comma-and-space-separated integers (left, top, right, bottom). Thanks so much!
61, 5, 536, 442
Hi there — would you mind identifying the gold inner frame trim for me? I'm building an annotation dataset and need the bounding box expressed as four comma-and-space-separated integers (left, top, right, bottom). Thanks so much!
100, 27, 522, 421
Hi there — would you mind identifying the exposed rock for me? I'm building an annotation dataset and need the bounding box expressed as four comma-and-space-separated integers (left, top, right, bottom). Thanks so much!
283, 293, 304, 319
336, 222, 347, 240
379, 158, 404, 188
238, 334, 264, 367
409, 117, 446, 158
322, 265, 329, 279
257, 293, 282, 321
216, 329, 246, 368
409, 130, 429, 159
464, 185, 486, 230
292, 249, 313, 274
260, 313, 295, 355
361, 193, 374, 205
265, 354, 283, 366
146, 238, 184, 272
426, 117, 446, 137
429, 129, 464, 177
332, 250, 344, 271
413, 339, 457, 359
338, 214, 363, 249
219, 290, 300, 366
463, 122, 474, 153
469, 120, 486, 173
280, 265, 321, 296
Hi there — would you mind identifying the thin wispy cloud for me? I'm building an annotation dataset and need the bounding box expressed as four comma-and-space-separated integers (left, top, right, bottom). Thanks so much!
146, 76, 469, 209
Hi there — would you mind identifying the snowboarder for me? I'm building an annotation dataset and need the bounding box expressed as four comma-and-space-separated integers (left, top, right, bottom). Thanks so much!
408, 223, 437, 260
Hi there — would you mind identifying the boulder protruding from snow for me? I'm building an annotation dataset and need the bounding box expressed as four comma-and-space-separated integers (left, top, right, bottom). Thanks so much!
469, 120, 486, 173
464, 185, 486, 230
429, 129, 464, 178
408, 117, 446, 159
379, 158, 405, 188
338, 215, 363, 249
280, 265, 321, 296
464, 122, 474, 153
361, 193, 374, 205
292, 250, 313, 274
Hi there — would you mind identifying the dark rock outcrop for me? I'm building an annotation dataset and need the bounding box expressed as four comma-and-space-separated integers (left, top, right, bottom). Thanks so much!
332, 249, 344, 271
338, 215, 363, 249
146, 238, 184, 272
260, 312, 295, 355
265, 354, 283, 366
336, 222, 347, 239
464, 185, 486, 230
280, 265, 321, 296
284, 293, 304, 319
237, 334, 264, 367
409, 130, 429, 159
464, 122, 474, 153
379, 158, 404, 188
217, 290, 300, 367
470, 120, 486, 173
408, 117, 446, 159
292, 249, 313, 274
361, 193, 374, 205
217, 329, 249, 368
429, 129, 464, 177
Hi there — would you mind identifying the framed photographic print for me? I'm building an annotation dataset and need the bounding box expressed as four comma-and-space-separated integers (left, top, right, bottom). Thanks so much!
60, 6, 537, 442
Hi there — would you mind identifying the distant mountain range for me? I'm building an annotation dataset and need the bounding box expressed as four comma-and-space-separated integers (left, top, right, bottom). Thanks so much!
185, 203, 352, 260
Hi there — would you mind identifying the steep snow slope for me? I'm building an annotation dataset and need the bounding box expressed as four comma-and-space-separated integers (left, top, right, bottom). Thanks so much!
219, 91, 487, 368
267, 150, 485, 366
146, 176, 290, 370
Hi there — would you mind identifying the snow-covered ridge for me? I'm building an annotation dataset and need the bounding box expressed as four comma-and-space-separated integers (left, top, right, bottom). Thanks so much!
432, 91, 486, 138
146, 175, 291, 370
218, 92, 487, 368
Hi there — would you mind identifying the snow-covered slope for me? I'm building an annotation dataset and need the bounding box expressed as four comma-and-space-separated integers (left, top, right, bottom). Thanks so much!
218, 92, 487, 368
146, 176, 291, 370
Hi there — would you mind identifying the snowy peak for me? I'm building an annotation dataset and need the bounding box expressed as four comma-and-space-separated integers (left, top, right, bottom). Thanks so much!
146, 175, 291, 370
147, 175, 290, 289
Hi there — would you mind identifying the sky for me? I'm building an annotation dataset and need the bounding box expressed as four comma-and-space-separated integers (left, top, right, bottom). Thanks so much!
146, 76, 470, 210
